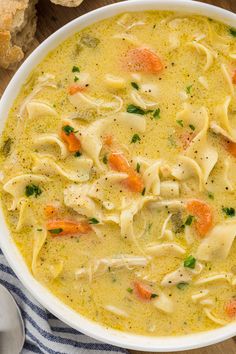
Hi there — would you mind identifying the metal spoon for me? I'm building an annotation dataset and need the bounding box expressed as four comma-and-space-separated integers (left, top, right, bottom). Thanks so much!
0, 284, 25, 354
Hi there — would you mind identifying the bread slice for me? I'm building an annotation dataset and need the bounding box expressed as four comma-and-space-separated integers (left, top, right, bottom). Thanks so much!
50, 0, 84, 7
0, 0, 38, 69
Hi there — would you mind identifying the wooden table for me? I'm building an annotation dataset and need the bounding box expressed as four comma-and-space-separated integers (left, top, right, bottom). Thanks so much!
0, 0, 236, 352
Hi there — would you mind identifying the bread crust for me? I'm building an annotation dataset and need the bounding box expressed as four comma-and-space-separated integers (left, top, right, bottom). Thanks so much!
0, 30, 24, 69
0, 0, 37, 69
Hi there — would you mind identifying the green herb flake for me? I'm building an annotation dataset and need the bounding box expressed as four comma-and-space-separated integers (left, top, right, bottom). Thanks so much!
189, 124, 195, 131
102, 154, 108, 164
136, 162, 141, 173
208, 192, 214, 200
141, 187, 146, 196
62, 125, 74, 135
229, 28, 236, 37
127, 287, 133, 293
176, 119, 184, 127
131, 134, 141, 144
74, 76, 79, 82
151, 293, 158, 298
74, 151, 82, 157
80, 34, 100, 48
25, 184, 42, 198
153, 108, 161, 120
1, 138, 12, 156
89, 218, 99, 224
72, 66, 80, 73
131, 82, 139, 90
185, 215, 194, 226
184, 255, 196, 269
171, 212, 184, 234
222, 207, 235, 217
37, 228, 43, 232
186, 85, 193, 94
147, 222, 153, 233
127, 104, 145, 115
177, 282, 189, 290
49, 228, 63, 235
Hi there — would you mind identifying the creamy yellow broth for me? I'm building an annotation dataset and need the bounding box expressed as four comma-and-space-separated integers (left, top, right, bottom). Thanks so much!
1, 11, 236, 336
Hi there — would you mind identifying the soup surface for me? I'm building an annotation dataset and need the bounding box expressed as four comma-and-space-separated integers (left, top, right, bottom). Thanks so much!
2, 11, 236, 336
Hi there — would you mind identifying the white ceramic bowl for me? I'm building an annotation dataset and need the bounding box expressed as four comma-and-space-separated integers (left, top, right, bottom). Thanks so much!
1, 1, 236, 351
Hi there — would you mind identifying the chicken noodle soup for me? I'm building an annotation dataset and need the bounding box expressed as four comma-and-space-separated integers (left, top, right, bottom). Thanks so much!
1, 11, 236, 336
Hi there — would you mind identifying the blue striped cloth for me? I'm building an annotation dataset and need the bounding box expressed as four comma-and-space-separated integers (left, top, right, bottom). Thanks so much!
0, 250, 128, 354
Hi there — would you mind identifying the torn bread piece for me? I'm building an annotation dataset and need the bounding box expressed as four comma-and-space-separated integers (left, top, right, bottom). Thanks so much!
0, 0, 37, 69
50, 0, 84, 7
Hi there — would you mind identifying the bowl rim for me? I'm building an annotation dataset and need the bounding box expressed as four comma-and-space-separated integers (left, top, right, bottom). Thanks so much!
1, 0, 236, 351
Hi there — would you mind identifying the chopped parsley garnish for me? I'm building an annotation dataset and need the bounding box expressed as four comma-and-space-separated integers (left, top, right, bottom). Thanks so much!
62, 125, 74, 135
222, 207, 235, 217
89, 218, 99, 224
189, 124, 195, 131
185, 215, 194, 226
151, 293, 158, 298
186, 85, 193, 94
74, 151, 82, 157
127, 287, 133, 293
153, 108, 161, 120
208, 192, 214, 200
49, 228, 63, 234
127, 104, 145, 115
147, 222, 153, 233
1, 138, 12, 156
229, 28, 236, 37
171, 212, 184, 233
176, 119, 184, 127
72, 66, 80, 73
136, 162, 141, 173
102, 154, 108, 164
25, 184, 42, 198
141, 187, 146, 196
131, 134, 141, 144
74, 76, 79, 82
131, 82, 139, 90
37, 228, 42, 232
184, 255, 196, 269
127, 105, 160, 119
80, 34, 100, 48
177, 282, 189, 290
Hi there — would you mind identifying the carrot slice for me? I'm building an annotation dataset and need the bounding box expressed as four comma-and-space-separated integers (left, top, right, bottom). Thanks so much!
61, 128, 81, 153
226, 299, 236, 318
109, 152, 130, 172
232, 70, 236, 85
44, 205, 58, 218
123, 48, 163, 74
103, 135, 113, 147
108, 152, 144, 193
122, 172, 144, 193
68, 84, 86, 95
186, 200, 213, 237
47, 220, 92, 237
225, 140, 236, 158
133, 281, 153, 301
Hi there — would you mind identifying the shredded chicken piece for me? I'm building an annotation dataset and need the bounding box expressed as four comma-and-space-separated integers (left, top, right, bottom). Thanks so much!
75, 255, 150, 280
